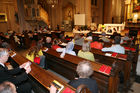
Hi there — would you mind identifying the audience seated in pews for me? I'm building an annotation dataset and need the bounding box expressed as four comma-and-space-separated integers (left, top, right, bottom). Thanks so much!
99, 32, 110, 42
68, 61, 98, 93
102, 36, 125, 54
0, 48, 32, 93
26, 44, 46, 68
73, 33, 84, 46
78, 40, 95, 61
90, 37, 103, 50
44, 37, 52, 48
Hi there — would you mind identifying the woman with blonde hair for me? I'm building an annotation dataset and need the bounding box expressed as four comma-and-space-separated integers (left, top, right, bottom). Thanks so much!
78, 40, 95, 61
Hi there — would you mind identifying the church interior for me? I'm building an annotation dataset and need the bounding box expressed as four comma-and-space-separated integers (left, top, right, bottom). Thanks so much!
0, 0, 140, 93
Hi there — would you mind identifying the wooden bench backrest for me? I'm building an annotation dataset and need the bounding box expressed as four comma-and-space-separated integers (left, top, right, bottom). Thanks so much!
10, 52, 76, 93
44, 48, 120, 93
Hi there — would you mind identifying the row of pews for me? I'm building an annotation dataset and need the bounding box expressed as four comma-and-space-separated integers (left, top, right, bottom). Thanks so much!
4, 31, 139, 93
9, 52, 76, 93
43, 48, 120, 93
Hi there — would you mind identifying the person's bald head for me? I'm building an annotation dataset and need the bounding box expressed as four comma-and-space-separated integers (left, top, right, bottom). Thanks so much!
46, 37, 52, 43
76, 61, 93, 78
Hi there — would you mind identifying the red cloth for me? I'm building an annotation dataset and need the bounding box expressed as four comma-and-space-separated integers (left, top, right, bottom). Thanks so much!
52, 45, 61, 50
90, 41, 103, 49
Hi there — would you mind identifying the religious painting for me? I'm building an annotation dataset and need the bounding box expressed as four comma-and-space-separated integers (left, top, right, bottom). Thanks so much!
0, 13, 7, 22
63, 2, 75, 21
133, 0, 140, 12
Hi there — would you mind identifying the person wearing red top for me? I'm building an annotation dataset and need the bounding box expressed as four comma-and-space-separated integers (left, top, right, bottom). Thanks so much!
90, 38, 103, 49
52, 38, 61, 50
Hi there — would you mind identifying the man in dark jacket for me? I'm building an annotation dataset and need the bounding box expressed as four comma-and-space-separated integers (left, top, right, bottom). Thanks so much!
69, 61, 98, 93
0, 48, 32, 93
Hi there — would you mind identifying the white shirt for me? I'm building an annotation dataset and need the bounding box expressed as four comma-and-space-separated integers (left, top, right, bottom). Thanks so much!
102, 44, 125, 54
0, 63, 5, 67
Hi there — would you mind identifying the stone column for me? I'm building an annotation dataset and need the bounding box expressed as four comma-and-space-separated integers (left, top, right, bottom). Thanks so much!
85, 0, 91, 26
75, 0, 91, 26
103, 0, 113, 23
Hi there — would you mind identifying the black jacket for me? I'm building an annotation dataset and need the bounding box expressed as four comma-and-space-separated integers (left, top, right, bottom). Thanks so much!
0, 65, 28, 85
69, 78, 98, 93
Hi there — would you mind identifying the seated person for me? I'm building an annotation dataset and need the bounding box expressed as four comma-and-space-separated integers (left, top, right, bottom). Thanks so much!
122, 33, 131, 41
68, 61, 98, 93
26, 45, 45, 68
102, 36, 125, 54
110, 29, 121, 39
107, 26, 112, 33
99, 32, 110, 42
0, 48, 32, 93
78, 40, 95, 61
86, 31, 93, 41
44, 37, 52, 48
56, 41, 76, 57
0, 81, 17, 93
73, 33, 84, 46
91, 37, 103, 50
37, 37, 44, 48
52, 38, 61, 50
59, 34, 67, 43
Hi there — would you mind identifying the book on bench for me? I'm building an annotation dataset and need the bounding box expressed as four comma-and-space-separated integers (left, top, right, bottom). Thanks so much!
124, 47, 136, 52
48, 80, 64, 93
111, 53, 118, 58
124, 47, 131, 51
130, 48, 136, 52
99, 65, 112, 75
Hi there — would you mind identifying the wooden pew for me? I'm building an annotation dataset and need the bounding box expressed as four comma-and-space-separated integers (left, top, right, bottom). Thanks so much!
74, 45, 131, 87
9, 52, 76, 93
43, 48, 120, 93
102, 41, 139, 75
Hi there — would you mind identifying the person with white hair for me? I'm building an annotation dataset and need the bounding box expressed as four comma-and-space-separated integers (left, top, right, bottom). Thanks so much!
44, 37, 52, 48
68, 61, 98, 93
0, 48, 32, 93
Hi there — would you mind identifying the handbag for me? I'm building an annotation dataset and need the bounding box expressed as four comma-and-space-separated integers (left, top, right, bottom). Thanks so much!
34, 57, 40, 64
